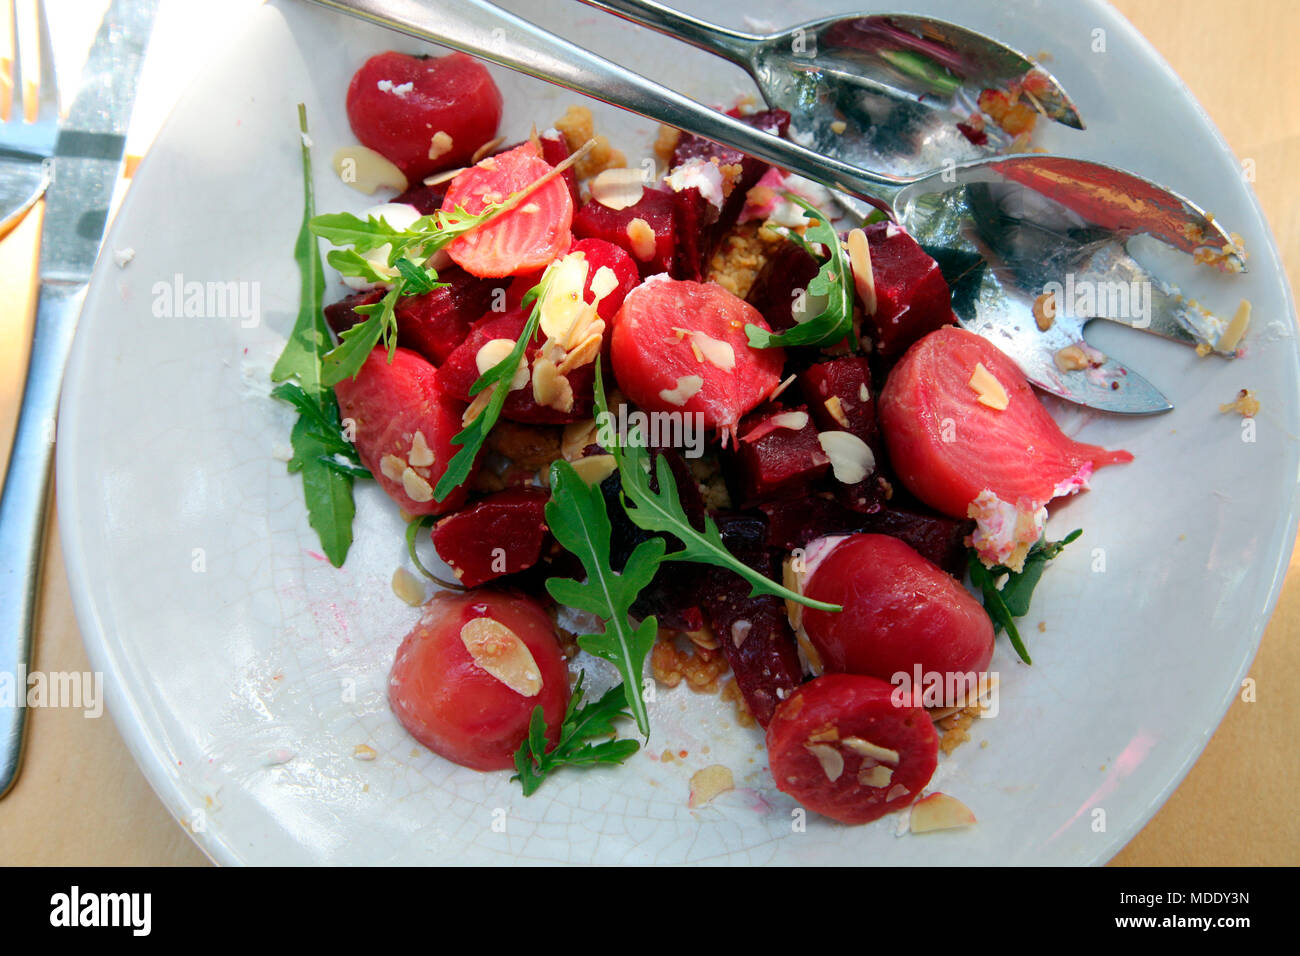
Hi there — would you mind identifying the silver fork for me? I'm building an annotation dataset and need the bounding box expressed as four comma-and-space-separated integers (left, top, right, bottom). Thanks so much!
0, 0, 58, 236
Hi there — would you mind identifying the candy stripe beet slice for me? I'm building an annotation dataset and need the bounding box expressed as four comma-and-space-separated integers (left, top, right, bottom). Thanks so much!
610, 277, 785, 439
442, 143, 574, 278
334, 347, 475, 515
767, 673, 938, 825
879, 326, 1132, 518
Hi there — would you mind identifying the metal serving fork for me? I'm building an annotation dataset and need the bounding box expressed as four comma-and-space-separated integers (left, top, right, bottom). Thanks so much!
0, 0, 58, 236
305, 0, 1244, 413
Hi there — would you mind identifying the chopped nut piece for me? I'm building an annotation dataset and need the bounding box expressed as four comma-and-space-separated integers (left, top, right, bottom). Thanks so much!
841, 736, 901, 764
909, 792, 977, 833
688, 765, 735, 808
805, 743, 845, 781
353, 744, 378, 761
589, 167, 647, 210
1054, 343, 1103, 372
968, 362, 1009, 410
823, 395, 850, 427
391, 567, 425, 606
408, 430, 435, 467
459, 617, 544, 697
1219, 388, 1260, 417
1032, 291, 1057, 331
829, 119, 848, 135
806, 725, 839, 743
331, 144, 409, 195
401, 467, 434, 503
428, 130, 454, 161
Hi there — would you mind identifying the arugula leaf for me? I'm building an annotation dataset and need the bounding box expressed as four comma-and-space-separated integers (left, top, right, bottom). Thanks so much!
311, 141, 593, 384
968, 529, 1082, 665
544, 458, 665, 737
268, 106, 357, 568
594, 361, 840, 613
403, 513, 465, 590
432, 275, 549, 501
512, 673, 641, 796
744, 194, 855, 350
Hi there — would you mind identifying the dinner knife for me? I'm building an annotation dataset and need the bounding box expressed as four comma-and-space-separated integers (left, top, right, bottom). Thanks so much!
0, 0, 158, 799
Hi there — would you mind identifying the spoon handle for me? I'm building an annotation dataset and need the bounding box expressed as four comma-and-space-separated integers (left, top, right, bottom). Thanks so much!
305, 0, 905, 205
575, 0, 760, 68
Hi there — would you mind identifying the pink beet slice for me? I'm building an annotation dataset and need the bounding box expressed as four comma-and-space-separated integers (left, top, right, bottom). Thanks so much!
879, 326, 1133, 518
431, 487, 551, 587
334, 346, 473, 515
861, 221, 958, 359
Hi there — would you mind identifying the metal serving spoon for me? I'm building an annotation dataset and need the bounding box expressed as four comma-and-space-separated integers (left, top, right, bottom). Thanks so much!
304, 0, 1244, 414
577, 0, 1083, 177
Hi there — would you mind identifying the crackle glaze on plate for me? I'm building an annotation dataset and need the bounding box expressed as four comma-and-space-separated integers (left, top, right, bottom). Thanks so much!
57, 0, 1299, 864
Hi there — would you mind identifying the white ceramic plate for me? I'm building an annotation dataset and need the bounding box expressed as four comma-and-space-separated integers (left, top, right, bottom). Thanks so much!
58, 0, 1299, 865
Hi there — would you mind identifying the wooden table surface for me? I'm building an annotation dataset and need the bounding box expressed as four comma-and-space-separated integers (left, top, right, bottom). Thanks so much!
0, 0, 1296, 866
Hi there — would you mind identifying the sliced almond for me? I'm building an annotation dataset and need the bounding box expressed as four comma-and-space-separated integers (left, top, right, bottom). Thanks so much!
909, 792, 977, 833
556, 330, 604, 374
805, 743, 844, 782
475, 338, 530, 389
332, 144, 409, 195
423, 166, 466, 187
817, 430, 875, 484
859, 764, 894, 787
1217, 298, 1252, 352
459, 617, 544, 697
589, 265, 619, 301
1054, 343, 1103, 372
569, 453, 618, 486
968, 362, 1009, 410
401, 467, 434, 503
590, 167, 646, 210
846, 228, 877, 315
730, 619, 752, 648
689, 330, 736, 371
806, 725, 839, 744
427, 130, 454, 161
841, 736, 900, 765
688, 764, 734, 808
462, 386, 494, 426
353, 744, 378, 761
1032, 291, 1057, 331
532, 357, 575, 412
470, 135, 505, 164
561, 419, 600, 461
626, 217, 657, 261
408, 430, 435, 467
379, 453, 408, 482
658, 374, 704, 407
391, 567, 425, 606
769, 410, 809, 431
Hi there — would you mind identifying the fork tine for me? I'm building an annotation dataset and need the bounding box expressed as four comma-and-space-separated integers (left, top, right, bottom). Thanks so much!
13, 0, 37, 123
1, 0, 14, 124
34, 0, 54, 122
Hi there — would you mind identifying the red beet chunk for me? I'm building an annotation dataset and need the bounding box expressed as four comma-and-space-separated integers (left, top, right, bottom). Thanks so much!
434, 306, 595, 424
860, 221, 958, 359
760, 495, 865, 551
431, 487, 551, 587
855, 505, 975, 579
799, 356, 880, 451
729, 405, 830, 506
745, 241, 821, 332
573, 186, 678, 278
391, 183, 446, 215
323, 267, 507, 366
539, 129, 581, 206
700, 514, 803, 727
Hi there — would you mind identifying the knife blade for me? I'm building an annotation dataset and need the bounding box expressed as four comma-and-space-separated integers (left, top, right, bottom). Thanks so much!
0, 0, 158, 799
